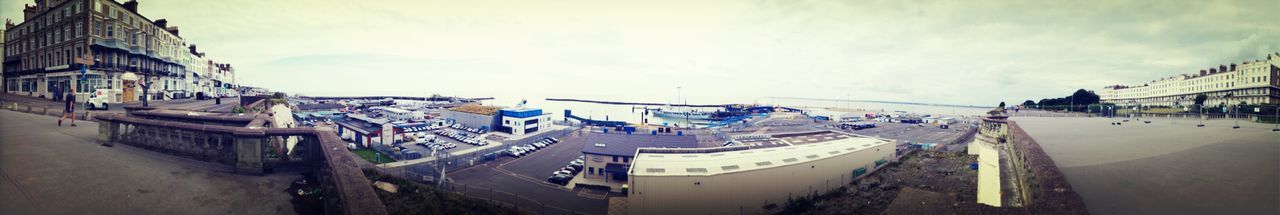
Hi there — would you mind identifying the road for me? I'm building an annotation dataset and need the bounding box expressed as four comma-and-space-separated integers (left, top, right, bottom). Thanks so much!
0, 110, 301, 214
1, 93, 242, 114
1014, 116, 1279, 215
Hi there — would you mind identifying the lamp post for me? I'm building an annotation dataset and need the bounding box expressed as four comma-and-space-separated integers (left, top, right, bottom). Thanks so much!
1197, 104, 1205, 127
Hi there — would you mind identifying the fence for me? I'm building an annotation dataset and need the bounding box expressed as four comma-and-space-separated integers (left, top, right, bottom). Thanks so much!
377, 161, 589, 215
400, 169, 588, 215
368, 127, 589, 215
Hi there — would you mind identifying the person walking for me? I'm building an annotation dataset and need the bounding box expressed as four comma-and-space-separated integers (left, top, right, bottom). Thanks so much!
58, 90, 76, 127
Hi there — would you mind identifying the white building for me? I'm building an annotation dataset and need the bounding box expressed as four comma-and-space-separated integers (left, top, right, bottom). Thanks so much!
498, 108, 552, 136
627, 132, 896, 214
1099, 53, 1280, 108
375, 106, 413, 122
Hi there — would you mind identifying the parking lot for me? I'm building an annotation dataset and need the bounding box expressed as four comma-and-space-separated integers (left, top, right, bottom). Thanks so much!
396, 128, 491, 157
498, 131, 588, 183
443, 129, 611, 214
842, 121, 974, 145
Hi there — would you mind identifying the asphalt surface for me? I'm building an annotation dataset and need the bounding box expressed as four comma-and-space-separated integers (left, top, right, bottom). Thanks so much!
499, 131, 588, 182
0, 110, 300, 214
1015, 117, 1280, 215
447, 165, 607, 214
445, 130, 608, 214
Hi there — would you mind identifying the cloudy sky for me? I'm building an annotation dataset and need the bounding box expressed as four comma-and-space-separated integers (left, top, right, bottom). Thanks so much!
5, 0, 1277, 106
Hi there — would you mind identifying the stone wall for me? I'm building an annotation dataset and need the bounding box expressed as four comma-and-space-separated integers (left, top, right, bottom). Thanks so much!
1005, 121, 1090, 214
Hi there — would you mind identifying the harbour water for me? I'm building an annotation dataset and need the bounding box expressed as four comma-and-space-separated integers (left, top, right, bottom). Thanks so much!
473, 96, 993, 127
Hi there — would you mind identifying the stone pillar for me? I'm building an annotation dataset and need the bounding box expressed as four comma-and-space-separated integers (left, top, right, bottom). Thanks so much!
234, 130, 267, 175
99, 121, 118, 147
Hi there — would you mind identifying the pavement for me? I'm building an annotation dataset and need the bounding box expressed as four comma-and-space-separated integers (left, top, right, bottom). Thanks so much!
1014, 116, 1280, 215
0, 110, 301, 214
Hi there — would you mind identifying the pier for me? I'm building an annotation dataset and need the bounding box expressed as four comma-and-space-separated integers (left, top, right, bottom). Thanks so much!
301, 96, 494, 102
546, 98, 726, 107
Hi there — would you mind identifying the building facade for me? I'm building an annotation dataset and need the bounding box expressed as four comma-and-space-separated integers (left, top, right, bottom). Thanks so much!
1099, 53, 1280, 108
3, 0, 235, 103
580, 132, 698, 189
498, 108, 552, 136
627, 133, 895, 214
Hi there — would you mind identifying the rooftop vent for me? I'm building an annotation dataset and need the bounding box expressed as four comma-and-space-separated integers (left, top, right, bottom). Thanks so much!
646, 168, 665, 173
721, 165, 740, 171
806, 155, 820, 159
756, 161, 773, 166
783, 158, 799, 163
686, 168, 707, 173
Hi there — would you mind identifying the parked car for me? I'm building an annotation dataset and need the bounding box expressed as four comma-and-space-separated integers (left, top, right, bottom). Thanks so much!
547, 174, 573, 185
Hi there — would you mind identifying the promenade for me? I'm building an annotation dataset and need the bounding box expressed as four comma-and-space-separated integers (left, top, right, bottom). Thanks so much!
0, 110, 299, 214
1015, 116, 1279, 215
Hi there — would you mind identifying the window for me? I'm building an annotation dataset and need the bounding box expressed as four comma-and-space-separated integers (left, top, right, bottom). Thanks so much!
588, 167, 594, 175
612, 156, 618, 162
75, 22, 82, 37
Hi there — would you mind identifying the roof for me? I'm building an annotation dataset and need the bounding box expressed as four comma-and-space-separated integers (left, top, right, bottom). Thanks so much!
580, 132, 699, 157
297, 103, 344, 111
334, 118, 381, 134
630, 133, 892, 177
449, 105, 500, 116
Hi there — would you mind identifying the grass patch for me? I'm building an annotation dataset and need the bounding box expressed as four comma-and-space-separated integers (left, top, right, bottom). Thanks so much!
354, 149, 397, 164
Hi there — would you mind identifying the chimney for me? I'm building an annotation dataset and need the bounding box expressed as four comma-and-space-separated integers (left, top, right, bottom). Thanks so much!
1218, 65, 1227, 73
154, 19, 168, 28
1209, 68, 1217, 74
1230, 63, 1237, 71
165, 26, 180, 36
123, 0, 139, 13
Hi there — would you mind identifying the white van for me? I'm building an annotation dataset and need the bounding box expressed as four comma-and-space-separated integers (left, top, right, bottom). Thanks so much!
85, 89, 112, 110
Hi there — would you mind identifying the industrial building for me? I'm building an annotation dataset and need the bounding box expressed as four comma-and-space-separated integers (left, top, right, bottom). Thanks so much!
497, 108, 552, 136
626, 131, 896, 214
1099, 53, 1280, 107
580, 132, 698, 190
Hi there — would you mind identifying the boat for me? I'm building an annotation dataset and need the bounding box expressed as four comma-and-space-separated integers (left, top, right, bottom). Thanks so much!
653, 105, 715, 120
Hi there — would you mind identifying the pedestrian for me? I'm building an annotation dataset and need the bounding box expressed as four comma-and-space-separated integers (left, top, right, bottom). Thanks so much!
58, 90, 77, 127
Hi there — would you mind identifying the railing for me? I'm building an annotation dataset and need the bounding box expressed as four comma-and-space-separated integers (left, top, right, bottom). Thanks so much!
93, 113, 387, 215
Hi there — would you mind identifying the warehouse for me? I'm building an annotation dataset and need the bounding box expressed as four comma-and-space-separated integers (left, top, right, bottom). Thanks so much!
627, 131, 896, 214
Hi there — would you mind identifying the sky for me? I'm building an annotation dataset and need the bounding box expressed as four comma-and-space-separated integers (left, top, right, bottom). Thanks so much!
3, 0, 1278, 106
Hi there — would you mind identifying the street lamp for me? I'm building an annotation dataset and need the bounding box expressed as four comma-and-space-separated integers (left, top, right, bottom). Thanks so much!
1197, 104, 1205, 127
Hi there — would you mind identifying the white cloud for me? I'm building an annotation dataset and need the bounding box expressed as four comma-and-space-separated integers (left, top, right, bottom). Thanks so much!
3, 0, 1276, 106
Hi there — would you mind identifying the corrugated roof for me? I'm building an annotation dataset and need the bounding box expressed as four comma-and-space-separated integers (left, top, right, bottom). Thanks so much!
630, 133, 891, 177
580, 132, 698, 157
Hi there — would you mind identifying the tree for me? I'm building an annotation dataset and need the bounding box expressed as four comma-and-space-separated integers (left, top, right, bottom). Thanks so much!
998, 101, 1006, 109
1193, 94, 1207, 107
1022, 100, 1036, 107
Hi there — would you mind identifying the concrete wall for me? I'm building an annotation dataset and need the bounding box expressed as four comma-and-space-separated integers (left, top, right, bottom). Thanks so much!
627, 142, 896, 214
